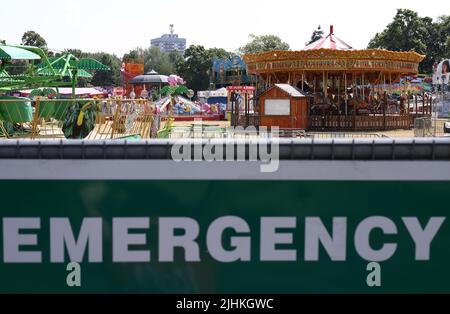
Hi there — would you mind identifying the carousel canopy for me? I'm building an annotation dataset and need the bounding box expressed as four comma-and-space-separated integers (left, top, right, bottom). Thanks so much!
129, 70, 168, 84
243, 23, 425, 80
303, 25, 353, 51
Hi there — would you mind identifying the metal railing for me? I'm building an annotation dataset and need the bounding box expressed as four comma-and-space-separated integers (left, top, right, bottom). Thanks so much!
307, 132, 384, 139
309, 114, 411, 131
414, 117, 450, 138
1, 138, 449, 160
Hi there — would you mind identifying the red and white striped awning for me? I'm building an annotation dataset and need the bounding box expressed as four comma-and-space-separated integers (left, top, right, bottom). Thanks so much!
303, 25, 353, 51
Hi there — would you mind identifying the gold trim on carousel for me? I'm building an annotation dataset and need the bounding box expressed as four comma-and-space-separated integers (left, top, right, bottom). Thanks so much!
243, 49, 425, 64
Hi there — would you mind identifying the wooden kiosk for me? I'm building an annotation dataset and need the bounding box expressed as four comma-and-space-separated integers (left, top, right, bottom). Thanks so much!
259, 84, 309, 129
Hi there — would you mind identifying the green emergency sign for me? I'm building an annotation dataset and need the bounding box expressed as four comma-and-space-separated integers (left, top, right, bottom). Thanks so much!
0, 159, 449, 293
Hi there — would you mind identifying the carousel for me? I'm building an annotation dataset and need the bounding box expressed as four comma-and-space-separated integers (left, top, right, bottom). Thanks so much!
243, 25, 427, 131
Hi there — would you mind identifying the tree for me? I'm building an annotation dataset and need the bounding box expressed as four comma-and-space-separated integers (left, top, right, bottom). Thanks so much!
367, 9, 430, 72
368, 10, 450, 73
208, 48, 233, 60
89, 52, 122, 86
435, 15, 450, 59
306, 25, 324, 46
176, 45, 233, 92
238, 34, 290, 54
421, 16, 441, 73
0, 39, 5, 44
168, 51, 184, 67
122, 47, 182, 75
122, 48, 145, 61
21, 31, 48, 51
143, 47, 176, 75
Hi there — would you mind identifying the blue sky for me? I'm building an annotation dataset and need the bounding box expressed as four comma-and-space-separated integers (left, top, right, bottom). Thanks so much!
0, 0, 448, 56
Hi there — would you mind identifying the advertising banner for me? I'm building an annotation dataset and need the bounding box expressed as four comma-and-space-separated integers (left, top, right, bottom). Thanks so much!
433, 59, 450, 85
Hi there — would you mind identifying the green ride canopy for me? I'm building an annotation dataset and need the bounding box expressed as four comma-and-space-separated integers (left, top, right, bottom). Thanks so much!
1, 48, 109, 95
37, 68, 93, 78
0, 46, 41, 61
37, 56, 109, 71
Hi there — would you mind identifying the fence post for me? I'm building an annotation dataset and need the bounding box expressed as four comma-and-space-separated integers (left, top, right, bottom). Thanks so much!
31, 97, 41, 139
415, 93, 418, 115
383, 93, 387, 130
407, 93, 410, 115
422, 92, 425, 115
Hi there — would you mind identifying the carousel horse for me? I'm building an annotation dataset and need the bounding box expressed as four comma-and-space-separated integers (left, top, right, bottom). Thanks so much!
311, 102, 339, 115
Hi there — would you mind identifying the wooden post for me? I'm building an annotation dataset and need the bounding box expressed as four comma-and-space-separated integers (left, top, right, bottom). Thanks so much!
31, 97, 41, 139
428, 94, 431, 114
323, 71, 326, 98
422, 92, 425, 115
353, 80, 357, 131
301, 72, 304, 91
383, 92, 387, 130
231, 92, 235, 127
245, 92, 249, 127
407, 93, 410, 115
337, 75, 340, 113
415, 93, 418, 115
362, 72, 365, 100
389, 72, 392, 94
344, 72, 348, 116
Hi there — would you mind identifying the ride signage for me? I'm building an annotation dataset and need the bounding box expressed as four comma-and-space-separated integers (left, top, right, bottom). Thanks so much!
226, 86, 255, 91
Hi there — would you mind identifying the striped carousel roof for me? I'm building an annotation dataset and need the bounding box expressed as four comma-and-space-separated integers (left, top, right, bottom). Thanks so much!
303, 25, 353, 51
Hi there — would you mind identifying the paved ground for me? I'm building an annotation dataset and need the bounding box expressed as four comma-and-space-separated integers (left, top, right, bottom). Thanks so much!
172, 121, 416, 139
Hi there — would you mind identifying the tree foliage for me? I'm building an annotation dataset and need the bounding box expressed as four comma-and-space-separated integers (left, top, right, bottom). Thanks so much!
123, 47, 184, 75
143, 47, 176, 75
175, 45, 232, 92
435, 15, 450, 61
367, 9, 450, 73
21, 31, 48, 51
306, 25, 324, 46
238, 34, 290, 54
122, 48, 144, 61
89, 52, 122, 86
